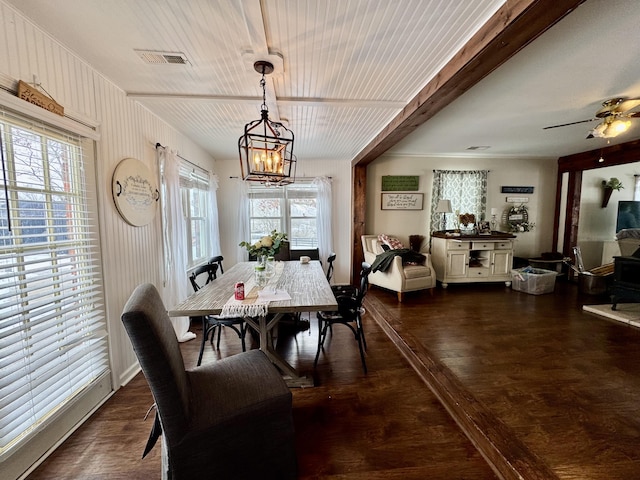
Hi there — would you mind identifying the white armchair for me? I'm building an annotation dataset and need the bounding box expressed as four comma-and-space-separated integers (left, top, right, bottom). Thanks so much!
361, 235, 436, 302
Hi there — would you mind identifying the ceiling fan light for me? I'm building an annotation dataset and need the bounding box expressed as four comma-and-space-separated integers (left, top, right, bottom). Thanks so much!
588, 122, 607, 138
608, 119, 631, 136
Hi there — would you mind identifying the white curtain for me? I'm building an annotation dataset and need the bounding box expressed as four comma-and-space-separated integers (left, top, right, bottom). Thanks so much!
236, 180, 250, 262
158, 146, 196, 342
209, 173, 221, 256
634, 174, 640, 201
313, 176, 333, 269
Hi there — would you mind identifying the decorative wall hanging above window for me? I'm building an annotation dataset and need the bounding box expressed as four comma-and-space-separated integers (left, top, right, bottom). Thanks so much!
238, 60, 296, 186
112, 157, 159, 226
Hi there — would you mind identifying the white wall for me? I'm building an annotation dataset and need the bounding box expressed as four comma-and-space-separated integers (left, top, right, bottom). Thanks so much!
578, 163, 640, 269
366, 154, 558, 259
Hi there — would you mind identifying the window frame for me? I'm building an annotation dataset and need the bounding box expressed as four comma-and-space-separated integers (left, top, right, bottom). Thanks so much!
179, 162, 212, 268
247, 181, 319, 250
0, 104, 110, 472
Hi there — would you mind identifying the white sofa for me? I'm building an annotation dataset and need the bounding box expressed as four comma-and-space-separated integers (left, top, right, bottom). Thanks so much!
361, 235, 436, 302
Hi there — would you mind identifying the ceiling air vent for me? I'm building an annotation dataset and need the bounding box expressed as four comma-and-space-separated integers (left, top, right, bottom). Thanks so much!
135, 50, 191, 65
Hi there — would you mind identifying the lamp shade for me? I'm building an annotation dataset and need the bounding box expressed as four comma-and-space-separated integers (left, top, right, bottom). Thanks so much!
435, 199, 452, 213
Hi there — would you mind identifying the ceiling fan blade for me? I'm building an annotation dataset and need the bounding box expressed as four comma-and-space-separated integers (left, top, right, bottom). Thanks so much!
615, 98, 640, 113
595, 98, 625, 117
543, 118, 595, 130
595, 97, 640, 117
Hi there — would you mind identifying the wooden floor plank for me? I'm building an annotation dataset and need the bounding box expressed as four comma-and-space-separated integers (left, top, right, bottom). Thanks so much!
27, 279, 640, 479
27, 307, 496, 479
366, 280, 640, 480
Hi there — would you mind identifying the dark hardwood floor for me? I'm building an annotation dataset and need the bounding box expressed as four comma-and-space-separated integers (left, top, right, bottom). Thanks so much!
26, 279, 640, 479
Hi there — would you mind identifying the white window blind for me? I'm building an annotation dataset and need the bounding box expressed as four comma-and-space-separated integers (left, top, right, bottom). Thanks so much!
0, 107, 109, 459
179, 162, 211, 267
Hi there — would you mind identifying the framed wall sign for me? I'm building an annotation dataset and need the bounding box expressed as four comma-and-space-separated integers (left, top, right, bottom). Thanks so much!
381, 175, 419, 191
381, 193, 424, 210
501, 186, 534, 194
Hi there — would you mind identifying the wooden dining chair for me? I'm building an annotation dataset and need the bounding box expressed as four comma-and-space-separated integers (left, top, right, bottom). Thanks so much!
315, 262, 371, 374
189, 263, 246, 365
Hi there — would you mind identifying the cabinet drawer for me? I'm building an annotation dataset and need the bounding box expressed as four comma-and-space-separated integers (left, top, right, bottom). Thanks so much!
494, 241, 512, 250
468, 267, 490, 277
447, 240, 470, 250
472, 241, 494, 250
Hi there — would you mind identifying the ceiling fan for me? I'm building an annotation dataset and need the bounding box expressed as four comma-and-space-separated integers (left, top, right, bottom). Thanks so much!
543, 97, 640, 139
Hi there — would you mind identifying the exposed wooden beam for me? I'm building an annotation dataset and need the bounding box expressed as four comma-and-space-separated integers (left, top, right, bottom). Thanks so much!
351, 0, 587, 279
351, 0, 587, 168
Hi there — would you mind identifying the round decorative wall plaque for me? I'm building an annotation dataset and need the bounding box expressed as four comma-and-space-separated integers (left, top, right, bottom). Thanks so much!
112, 157, 159, 226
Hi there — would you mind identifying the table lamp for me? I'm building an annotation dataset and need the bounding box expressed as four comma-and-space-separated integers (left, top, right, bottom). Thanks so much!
435, 199, 452, 231
490, 208, 499, 231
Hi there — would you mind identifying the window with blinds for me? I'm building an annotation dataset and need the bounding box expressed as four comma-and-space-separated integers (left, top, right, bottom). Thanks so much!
0, 108, 109, 462
179, 163, 210, 267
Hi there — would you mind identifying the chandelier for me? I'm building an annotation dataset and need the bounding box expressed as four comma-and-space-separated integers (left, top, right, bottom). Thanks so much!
238, 60, 296, 185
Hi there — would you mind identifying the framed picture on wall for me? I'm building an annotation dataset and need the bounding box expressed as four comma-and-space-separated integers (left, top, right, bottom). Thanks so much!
381, 193, 424, 210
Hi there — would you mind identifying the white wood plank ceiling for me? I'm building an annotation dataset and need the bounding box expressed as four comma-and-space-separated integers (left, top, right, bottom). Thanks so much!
6, 0, 640, 162
5, 0, 505, 161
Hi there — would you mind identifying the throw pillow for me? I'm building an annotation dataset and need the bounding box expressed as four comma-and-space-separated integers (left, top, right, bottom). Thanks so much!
378, 233, 404, 250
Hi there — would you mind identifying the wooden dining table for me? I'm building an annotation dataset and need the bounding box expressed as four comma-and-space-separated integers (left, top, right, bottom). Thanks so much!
168, 260, 337, 387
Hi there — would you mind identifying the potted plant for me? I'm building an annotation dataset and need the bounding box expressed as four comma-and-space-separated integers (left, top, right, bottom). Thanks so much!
601, 177, 623, 207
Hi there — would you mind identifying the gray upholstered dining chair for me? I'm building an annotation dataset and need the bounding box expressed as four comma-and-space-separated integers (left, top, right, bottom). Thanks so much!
121, 283, 297, 480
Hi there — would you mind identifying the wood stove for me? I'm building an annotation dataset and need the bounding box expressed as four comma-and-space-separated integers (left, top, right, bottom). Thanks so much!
611, 253, 640, 310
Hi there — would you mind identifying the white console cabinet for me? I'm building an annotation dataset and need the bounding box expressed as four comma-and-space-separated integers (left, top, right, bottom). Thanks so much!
431, 233, 516, 288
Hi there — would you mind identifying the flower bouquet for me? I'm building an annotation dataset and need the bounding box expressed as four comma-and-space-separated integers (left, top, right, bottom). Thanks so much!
239, 230, 288, 259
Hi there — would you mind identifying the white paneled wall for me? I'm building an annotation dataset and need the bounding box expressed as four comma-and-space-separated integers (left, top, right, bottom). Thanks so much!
0, 1, 215, 389
0, 2, 97, 119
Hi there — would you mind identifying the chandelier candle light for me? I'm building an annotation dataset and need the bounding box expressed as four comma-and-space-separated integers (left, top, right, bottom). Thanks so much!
238, 60, 296, 185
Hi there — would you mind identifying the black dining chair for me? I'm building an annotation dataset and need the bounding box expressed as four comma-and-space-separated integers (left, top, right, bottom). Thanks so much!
189, 263, 246, 366
326, 252, 336, 283
209, 255, 224, 274
315, 262, 371, 374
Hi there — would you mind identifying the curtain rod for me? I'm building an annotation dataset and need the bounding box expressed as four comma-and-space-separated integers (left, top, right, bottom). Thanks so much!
155, 142, 202, 171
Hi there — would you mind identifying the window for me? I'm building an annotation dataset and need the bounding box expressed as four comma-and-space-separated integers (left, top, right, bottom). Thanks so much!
0, 108, 108, 461
179, 163, 211, 267
430, 170, 488, 231
248, 182, 318, 249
